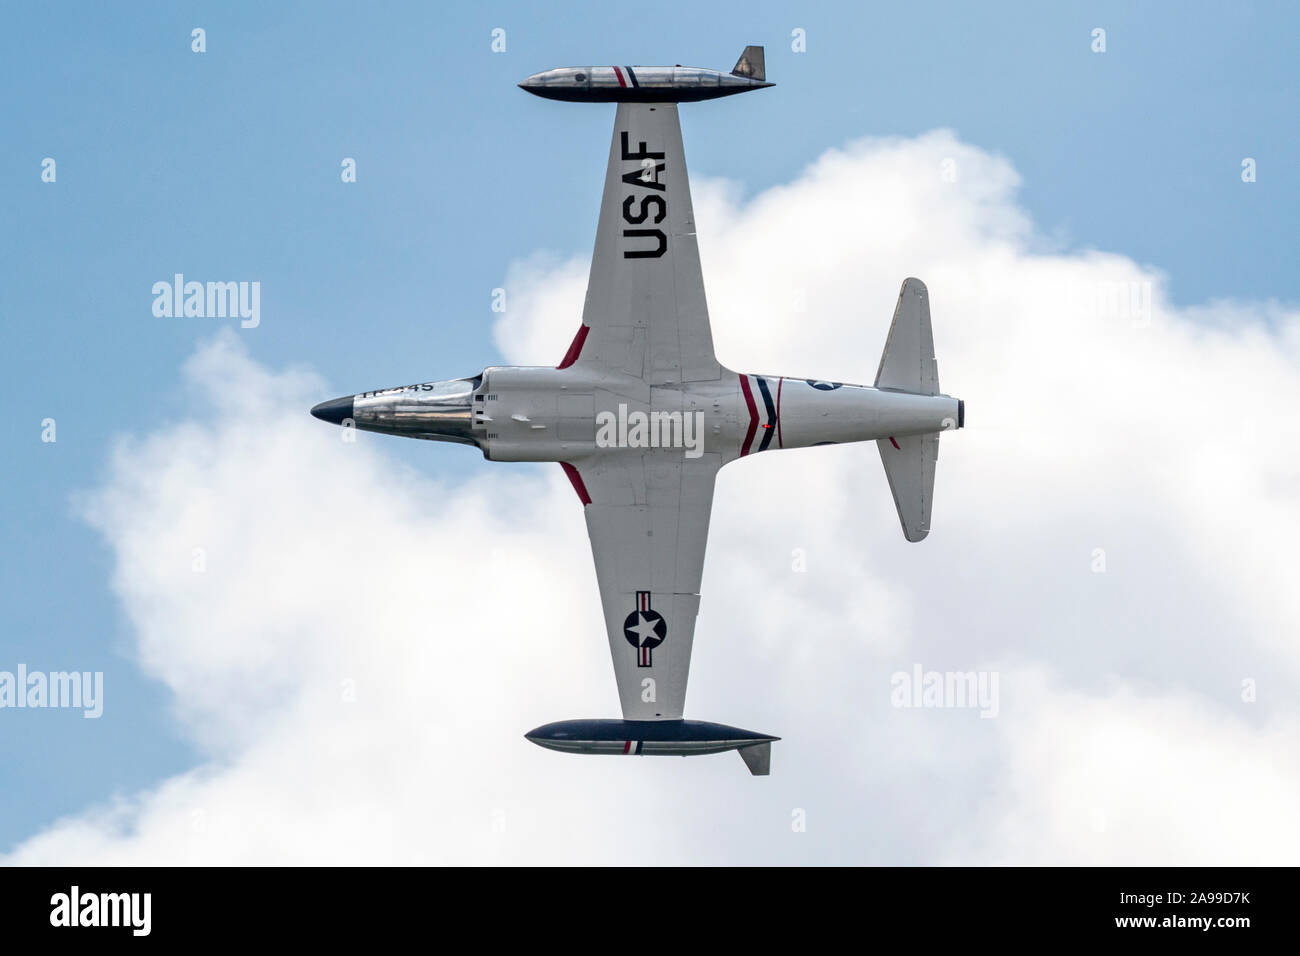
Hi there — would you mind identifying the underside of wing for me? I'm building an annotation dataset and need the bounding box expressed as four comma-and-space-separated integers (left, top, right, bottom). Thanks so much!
569, 453, 721, 719
561, 102, 720, 384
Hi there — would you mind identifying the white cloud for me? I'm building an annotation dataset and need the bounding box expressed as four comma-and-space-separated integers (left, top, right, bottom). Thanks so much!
7, 129, 1299, 864
943, 670, 1300, 865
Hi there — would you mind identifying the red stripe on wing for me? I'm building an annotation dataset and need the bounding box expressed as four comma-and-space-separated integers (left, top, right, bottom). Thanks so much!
559, 462, 592, 505
556, 324, 590, 369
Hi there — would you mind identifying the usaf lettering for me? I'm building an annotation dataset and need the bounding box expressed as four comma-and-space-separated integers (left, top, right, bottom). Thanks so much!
620, 132, 667, 258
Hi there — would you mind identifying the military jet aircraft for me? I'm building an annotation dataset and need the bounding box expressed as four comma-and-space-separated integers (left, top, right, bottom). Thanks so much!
311, 47, 964, 774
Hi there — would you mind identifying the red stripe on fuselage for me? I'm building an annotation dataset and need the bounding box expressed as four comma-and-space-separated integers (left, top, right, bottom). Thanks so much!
739, 375, 759, 456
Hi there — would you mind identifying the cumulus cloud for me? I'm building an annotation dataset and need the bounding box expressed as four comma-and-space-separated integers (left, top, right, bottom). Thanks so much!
7, 130, 1299, 864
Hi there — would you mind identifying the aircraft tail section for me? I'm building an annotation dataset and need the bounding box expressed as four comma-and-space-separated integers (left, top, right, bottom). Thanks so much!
875, 278, 961, 542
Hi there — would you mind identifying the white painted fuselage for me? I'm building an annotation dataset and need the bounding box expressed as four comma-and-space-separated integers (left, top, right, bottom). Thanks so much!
378, 365, 964, 466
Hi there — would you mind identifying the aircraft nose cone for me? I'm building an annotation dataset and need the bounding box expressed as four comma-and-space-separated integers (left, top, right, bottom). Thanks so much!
310, 395, 354, 425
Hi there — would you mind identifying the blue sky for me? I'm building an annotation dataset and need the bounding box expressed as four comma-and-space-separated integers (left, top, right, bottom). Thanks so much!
1, 1, 1296, 852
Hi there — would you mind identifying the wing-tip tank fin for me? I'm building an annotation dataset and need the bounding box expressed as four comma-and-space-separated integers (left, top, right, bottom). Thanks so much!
738, 741, 772, 775
732, 45, 766, 81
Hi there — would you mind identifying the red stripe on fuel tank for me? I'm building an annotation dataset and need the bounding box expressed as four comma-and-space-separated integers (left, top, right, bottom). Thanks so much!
739, 375, 759, 457
557, 324, 590, 369
560, 462, 591, 505
613, 66, 627, 88
889, 437, 900, 450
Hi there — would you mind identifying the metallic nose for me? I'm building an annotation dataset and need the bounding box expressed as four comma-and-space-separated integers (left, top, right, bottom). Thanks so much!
310, 396, 354, 425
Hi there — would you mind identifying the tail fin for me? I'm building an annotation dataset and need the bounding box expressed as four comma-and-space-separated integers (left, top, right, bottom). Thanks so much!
732, 45, 766, 81
877, 278, 942, 542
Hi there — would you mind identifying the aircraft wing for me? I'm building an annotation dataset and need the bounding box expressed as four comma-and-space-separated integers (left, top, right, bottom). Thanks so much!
567, 453, 721, 719
561, 102, 720, 384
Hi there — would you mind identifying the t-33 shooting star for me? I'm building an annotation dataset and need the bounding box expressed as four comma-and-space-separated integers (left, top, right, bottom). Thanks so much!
312, 47, 964, 774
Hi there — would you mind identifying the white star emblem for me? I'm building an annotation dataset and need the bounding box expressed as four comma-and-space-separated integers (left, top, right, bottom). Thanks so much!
628, 613, 662, 646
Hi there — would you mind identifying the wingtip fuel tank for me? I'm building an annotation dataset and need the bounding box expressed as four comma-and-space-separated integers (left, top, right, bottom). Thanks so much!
525, 719, 779, 775
518, 45, 773, 103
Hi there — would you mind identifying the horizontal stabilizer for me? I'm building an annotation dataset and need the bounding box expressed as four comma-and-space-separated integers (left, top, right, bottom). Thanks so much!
878, 432, 938, 542
732, 45, 766, 81
876, 277, 939, 395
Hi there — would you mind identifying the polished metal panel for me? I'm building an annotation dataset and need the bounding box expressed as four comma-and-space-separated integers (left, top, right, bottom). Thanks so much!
350, 377, 481, 446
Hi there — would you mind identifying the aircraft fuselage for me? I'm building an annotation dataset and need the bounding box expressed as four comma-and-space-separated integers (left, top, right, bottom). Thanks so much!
312, 366, 962, 468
